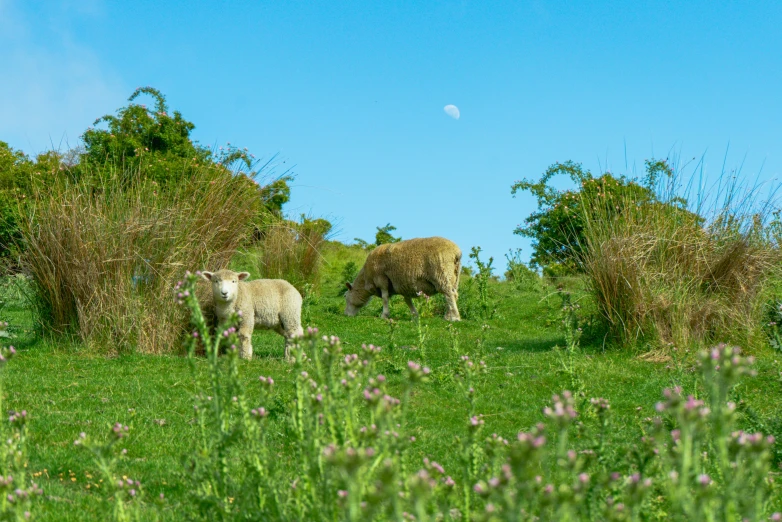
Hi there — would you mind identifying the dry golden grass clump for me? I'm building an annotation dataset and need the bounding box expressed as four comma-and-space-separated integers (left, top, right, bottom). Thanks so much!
252, 217, 329, 293
581, 191, 779, 351
18, 167, 262, 354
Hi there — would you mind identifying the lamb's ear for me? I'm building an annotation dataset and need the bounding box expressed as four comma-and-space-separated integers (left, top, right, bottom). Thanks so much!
345, 282, 353, 291
201, 271, 214, 281
238, 272, 251, 281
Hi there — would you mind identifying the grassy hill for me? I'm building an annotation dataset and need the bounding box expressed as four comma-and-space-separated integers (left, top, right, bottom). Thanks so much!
0, 241, 781, 520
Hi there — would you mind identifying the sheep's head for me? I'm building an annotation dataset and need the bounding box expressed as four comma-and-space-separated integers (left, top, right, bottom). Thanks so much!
201, 269, 249, 304
344, 282, 369, 316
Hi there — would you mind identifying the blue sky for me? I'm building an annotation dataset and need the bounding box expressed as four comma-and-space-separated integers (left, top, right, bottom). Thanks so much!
2, 0, 781, 269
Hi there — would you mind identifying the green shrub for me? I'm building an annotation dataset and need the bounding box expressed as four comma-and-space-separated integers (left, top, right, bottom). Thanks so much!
511, 161, 661, 273
338, 261, 359, 296
353, 223, 401, 250
0, 143, 62, 262
374, 223, 401, 246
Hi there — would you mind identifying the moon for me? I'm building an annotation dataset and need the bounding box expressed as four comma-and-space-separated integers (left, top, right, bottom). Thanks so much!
443, 104, 460, 120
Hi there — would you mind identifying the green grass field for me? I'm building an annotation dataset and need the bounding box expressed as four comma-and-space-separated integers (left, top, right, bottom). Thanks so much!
1, 242, 781, 520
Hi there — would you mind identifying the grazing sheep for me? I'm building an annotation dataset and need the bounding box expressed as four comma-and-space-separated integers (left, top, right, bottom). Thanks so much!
201, 269, 303, 360
345, 236, 461, 321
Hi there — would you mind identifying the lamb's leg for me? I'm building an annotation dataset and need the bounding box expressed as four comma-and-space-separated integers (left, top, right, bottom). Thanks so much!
380, 288, 391, 319
280, 319, 303, 363
237, 325, 254, 360
404, 296, 418, 318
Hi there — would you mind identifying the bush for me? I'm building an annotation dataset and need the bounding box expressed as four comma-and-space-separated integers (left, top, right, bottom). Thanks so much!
511, 161, 660, 273
338, 261, 359, 296
353, 223, 401, 250
17, 164, 262, 354
0, 143, 62, 262
580, 165, 779, 350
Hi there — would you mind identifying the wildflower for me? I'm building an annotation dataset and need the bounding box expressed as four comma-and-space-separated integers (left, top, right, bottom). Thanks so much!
473, 481, 489, 496
590, 397, 610, 412
112, 423, 129, 439
544, 391, 577, 427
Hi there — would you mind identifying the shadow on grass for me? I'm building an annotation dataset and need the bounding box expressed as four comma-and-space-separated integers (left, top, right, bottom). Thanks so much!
500, 337, 562, 353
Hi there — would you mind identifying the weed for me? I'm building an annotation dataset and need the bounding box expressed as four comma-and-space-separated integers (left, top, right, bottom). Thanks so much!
386, 318, 398, 351
0, 338, 42, 521
73, 425, 148, 522
504, 248, 540, 292
469, 247, 495, 320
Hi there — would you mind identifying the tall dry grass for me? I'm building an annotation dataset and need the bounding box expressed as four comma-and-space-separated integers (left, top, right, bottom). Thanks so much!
18, 166, 262, 354
252, 217, 328, 292
580, 171, 779, 351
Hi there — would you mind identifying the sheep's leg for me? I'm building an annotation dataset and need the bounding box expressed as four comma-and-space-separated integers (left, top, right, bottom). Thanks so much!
380, 288, 391, 319
404, 296, 418, 318
443, 288, 461, 321
283, 338, 296, 363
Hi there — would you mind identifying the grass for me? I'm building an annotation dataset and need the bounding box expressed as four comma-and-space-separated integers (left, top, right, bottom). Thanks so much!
1, 243, 781, 519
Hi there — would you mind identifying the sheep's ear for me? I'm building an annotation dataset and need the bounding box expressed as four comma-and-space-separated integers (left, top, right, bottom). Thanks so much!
345, 282, 353, 291
238, 272, 250, 281
201, 271, 214, 281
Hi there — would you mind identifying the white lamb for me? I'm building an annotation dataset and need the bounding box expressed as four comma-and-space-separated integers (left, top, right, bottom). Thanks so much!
201, 269, 303, 361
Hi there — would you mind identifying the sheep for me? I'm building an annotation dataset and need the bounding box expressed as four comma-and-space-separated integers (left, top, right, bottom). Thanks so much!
345, 236, 462, 321
201, 269, 303, 360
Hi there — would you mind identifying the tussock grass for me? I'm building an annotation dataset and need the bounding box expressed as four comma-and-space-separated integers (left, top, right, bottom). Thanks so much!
251, 218, 328, 292
580, 167, 780, 351
17, 166, 262, 354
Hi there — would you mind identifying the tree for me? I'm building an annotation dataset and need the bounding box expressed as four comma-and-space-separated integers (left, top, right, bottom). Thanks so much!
375, 223, 401, 246
2, 87, 292, 260
0, 142, 62, 260
79, 86, 261, 186
511, 161, 661, 274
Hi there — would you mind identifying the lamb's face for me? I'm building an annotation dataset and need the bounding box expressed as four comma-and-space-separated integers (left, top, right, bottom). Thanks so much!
344, 283, 361, 316
201, 270, 249, 303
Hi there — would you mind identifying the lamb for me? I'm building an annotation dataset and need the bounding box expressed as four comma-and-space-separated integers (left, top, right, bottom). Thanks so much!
201, 269, 303, 360
345, 236, 462, 321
